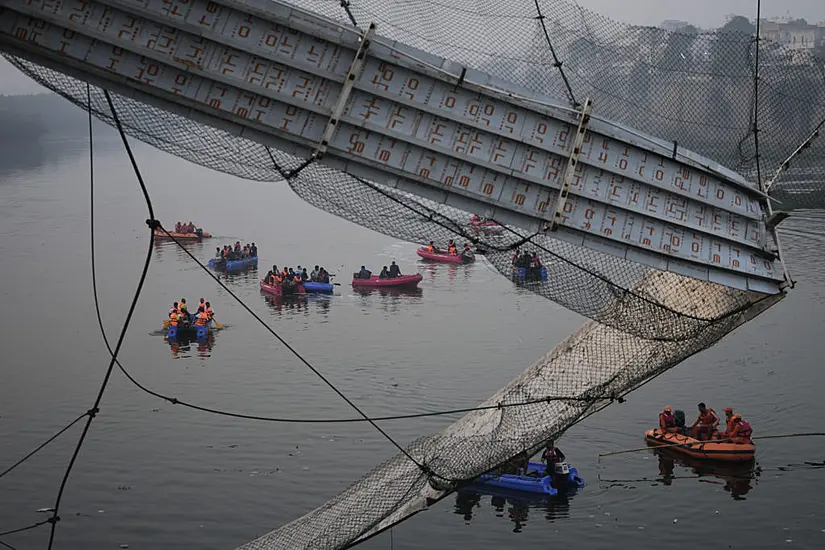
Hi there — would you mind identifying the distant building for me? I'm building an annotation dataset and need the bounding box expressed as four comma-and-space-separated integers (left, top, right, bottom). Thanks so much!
759, 19, 825, 63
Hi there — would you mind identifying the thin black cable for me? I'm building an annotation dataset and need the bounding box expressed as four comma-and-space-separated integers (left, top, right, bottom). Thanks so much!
532, 0, 579, 108
340, 0, 359, 28
0, 520, 50, 538
0, 539, 17, 550
0, 412, 89, 480
155, 225, 429, 474
107, 353, 603, 422
753, 0, 763, 190
45, 88, 156, 550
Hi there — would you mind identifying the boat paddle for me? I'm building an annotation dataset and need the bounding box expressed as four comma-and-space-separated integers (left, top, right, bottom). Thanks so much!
211, 317, 223, 330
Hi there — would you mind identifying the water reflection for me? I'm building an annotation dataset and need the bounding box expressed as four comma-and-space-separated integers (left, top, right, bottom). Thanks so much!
654, 449, 759, 500
164, 330, 217, 359
419, 261, 473, 284
454, 488, 576, 532
352, 286, 424, 315
153, 239, 208, 261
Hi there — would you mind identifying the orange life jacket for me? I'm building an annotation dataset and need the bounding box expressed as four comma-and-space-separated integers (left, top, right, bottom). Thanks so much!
659, 412, 676, 430
730, 420, 753, 442
205, 306, 213, 319
698, 408, 718, 426
195, 312, 209, 326
427, 245, 434, 252
449, 246, 457, 255
169, 311, 178, 326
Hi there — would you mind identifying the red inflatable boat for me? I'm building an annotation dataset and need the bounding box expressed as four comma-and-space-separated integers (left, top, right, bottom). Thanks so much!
260, 280, 306, 297
416, 247, 475, 264
351, 273, 423, 288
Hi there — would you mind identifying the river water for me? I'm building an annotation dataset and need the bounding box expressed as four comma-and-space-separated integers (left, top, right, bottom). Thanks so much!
1, 122, 824, 550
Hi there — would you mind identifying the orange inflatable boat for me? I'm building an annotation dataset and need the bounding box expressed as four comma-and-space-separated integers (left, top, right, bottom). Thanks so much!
645, 429, 755, 462
153, 229, 211, 240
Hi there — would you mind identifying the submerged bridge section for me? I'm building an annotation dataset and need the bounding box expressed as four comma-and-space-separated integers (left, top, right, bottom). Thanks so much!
0, 0, 788, 293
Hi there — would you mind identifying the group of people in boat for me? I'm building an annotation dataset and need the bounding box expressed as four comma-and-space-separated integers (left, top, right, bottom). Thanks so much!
265, 265, 331, 288
511, 248, 543, 278
425, 239, 474, 257
174, 221, 203, 235
500, 439, 566, 477
354, 261, 402, 279
659, 403, 753, 444
168, 297, 215, 328
215, 242, 257, 261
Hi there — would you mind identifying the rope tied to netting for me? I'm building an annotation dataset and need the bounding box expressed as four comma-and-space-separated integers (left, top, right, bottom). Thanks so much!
340, 0, 359, 28
531, 0, 579, 108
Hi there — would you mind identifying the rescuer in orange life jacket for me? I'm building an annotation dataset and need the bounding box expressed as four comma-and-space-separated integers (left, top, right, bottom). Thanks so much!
690, 402, 719, 441
659, 406, 679, 433
426, 241, 436, 253
727, 414, 753, 444
722, 407, 735, 436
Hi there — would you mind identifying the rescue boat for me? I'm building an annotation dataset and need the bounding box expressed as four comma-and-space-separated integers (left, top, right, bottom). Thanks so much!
645, 429, 755, 462
260, 279, 307, 298
351, 273, 423, 288
153, 229, 211, 240
165, 314, 211, 340
208, 256, 258, 272
473, 461, 585, 495
416, 247, 475, 264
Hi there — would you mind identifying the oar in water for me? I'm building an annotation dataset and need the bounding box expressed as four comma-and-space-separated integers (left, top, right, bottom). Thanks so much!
211, 317, 223, 330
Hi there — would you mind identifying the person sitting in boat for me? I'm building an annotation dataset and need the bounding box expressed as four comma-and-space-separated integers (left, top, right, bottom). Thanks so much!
195, 307, 209, 327
168, 308, 179, 327
541, 439, 566, 475
301, 267, 309, 282
379, 266, 390, 279
659, 406, 679, 434
727, 414, 753, 444
250, 243, 258, 257
690, 403, 719, 441
205, 302, 214, 321
502, 450, 530, 475
427, 241, 436, 253
319, 268, 330, 284
195, 227, 203, 237
198, 298, 206, 312
471, 213, 481, 222
511, 248, 520, 266
722, 407, 735, 437
357, 266, 372, 279
388, 261, 401, 278
310, 265, 320, 282
175, 222, 182, 233
169, 302, 179, 316
234, 241, 241, 253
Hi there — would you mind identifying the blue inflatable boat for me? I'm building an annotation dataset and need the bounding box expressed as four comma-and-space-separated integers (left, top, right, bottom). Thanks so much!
473, 461, 584, 496
302, 281, 334, 294
167, 314, 210, 340
512, 266, 548, 281
208, 256, 258, 272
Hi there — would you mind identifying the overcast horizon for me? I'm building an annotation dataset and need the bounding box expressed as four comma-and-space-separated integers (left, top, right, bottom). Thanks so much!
1, 0, 823, 95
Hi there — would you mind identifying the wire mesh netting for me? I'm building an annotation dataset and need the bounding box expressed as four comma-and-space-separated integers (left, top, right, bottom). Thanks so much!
3, 0, 825, 548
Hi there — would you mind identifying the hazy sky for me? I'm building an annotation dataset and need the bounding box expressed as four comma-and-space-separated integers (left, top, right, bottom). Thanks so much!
1, 0, 823, 95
